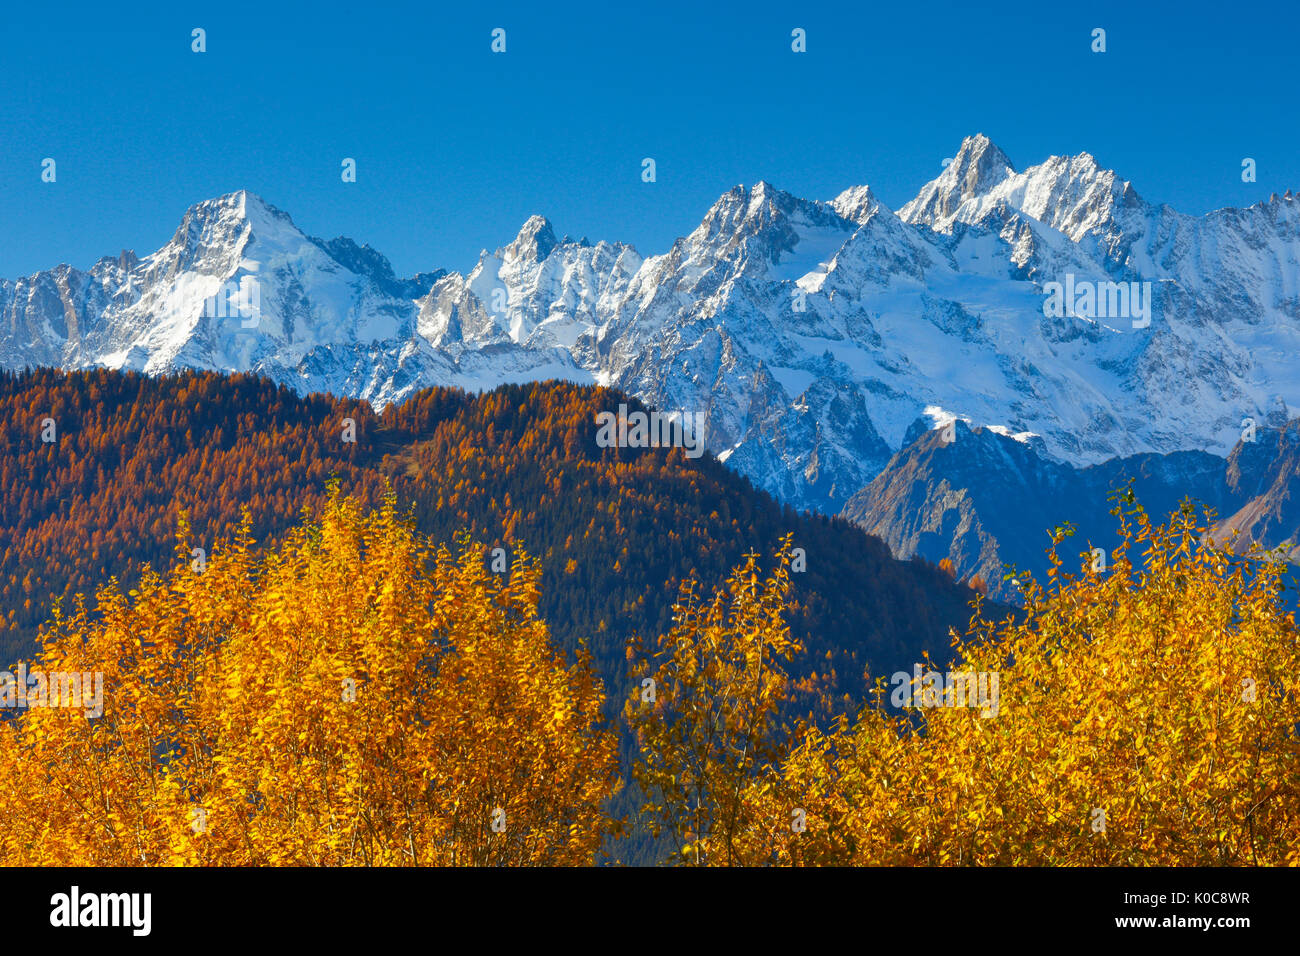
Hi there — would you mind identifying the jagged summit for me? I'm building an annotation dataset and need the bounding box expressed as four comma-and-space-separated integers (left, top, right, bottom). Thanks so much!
830, 184, 884, 224
950, 133, 1017, 182
682, 180, 857, 278
696, 181, 806, 230
156, 190, 306, 278
177, 189, 292, 228
901, 138, 1144, 251
503, 214, 560, 263
899, 134, 1016, 225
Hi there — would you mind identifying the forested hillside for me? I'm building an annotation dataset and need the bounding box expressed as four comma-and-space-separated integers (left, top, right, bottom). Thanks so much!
0, 368, 984, 701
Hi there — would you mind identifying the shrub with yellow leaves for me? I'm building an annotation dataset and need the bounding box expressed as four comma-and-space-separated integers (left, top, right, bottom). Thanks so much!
778, 495, 1300, 865
0, 486, 619, 866
626, 535, 805, 866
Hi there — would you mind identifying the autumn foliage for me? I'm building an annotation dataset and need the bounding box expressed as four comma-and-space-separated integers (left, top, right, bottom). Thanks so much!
763, 498, 1300, 865
622, 497, 1299, 866
626, 536, 805, 866
0, 487, 618, 865
0, 368, 978, 713
1, 443, 1297, 864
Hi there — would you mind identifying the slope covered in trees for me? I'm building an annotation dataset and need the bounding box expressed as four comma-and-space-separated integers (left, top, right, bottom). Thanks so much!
0, 368, 983, 702
4, 490, 1294, 865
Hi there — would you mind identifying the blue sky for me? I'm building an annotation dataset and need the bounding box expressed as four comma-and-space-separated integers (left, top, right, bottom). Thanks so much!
1, 0, 1295, 279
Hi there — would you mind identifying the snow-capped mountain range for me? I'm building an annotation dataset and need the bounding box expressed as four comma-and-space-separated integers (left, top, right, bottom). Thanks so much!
5, 134, 1300, 515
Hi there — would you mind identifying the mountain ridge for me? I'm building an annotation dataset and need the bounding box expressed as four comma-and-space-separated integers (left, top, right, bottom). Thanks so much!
842, 416, 1300, 601
6, 136, 1300, 515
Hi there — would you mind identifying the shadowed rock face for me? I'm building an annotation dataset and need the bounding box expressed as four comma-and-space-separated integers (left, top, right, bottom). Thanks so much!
840, 418, 1300, 602
1215, 418, 1300, 560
